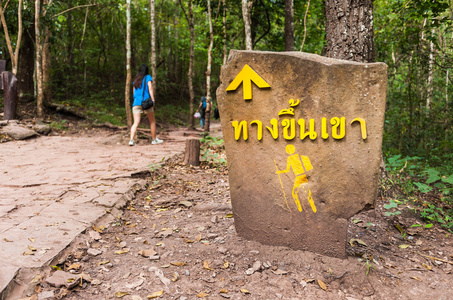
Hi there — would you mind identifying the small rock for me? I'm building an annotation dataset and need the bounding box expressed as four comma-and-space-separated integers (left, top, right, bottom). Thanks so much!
252, 261, 262, 272
207, 233, 218, 239
300, 280, 307, 288
211, 216, 218, 223
3, 125, 38, 140
87, 248, 102, 256
138, 249, 157, 258
249, 250, 259, 255
185, 270, 190, 276
34, 124, 51, 135
197, 226, 206, 232
89, 231, 102, 241
131, 296, 143, 300
46, 270, 79, 288
276, 293, 283, 299
119, 241, 127, 248
217, 247, 228, 254
149, 255, 160, 260
37, 290, 55, 300
245, 268, 255, 275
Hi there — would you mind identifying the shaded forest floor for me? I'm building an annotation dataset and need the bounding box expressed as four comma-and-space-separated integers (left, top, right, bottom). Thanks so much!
34, 149, 452, 300
5, 104, 452, 299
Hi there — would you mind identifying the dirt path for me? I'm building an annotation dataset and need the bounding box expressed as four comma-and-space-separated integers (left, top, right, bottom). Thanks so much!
0, 124, 218, 299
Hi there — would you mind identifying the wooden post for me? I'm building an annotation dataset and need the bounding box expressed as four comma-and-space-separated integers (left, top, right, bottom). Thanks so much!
184, 139, 200, 166
3, 71, 18, 120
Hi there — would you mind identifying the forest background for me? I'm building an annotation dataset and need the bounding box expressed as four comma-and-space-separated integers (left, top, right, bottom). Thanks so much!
1, 0, 452, 229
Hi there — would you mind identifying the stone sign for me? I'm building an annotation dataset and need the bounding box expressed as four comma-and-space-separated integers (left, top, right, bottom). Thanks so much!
216, 50, 387, 258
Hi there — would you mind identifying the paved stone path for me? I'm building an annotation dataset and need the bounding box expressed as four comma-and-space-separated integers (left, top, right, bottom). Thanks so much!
0, 125, 218, 297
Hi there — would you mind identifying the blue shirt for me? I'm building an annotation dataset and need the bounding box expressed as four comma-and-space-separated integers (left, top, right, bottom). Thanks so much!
132, 75, 152, 107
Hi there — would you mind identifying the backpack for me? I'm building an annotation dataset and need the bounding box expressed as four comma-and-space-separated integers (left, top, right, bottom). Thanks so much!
201, 97, 207, 109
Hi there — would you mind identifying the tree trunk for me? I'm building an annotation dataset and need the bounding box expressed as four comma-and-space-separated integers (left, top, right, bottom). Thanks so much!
35, 0, 44, 118
223, 0, 227, 65
17, 24, 35, 102
125, 0, 132, 129
324, 0, 375, 63
183, 139, 200, 166
426, 28, 435, 110
205, 0, 213, 133
242, 0, 253, 50
188, 0, 195, 128
284, 0, 294, 51
0, 0, 23, 75
150, 0, 157, 93
178, 0, 195, 128
42, 0, 52, 105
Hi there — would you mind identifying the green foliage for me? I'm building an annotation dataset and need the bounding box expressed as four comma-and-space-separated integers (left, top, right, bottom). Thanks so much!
384, 154, 453, 231
200, 135, 227, 167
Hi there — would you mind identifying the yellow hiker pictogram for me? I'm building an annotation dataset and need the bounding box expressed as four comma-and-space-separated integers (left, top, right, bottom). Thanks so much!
226, 64, 270, 100
275, 145, 317, 213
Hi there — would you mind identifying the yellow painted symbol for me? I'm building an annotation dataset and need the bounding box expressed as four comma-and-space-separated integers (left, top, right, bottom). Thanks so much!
275, 145, 317, 213
225, 64, 270, 100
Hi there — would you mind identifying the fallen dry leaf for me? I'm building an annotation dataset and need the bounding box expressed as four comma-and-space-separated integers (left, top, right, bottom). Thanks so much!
318, 279, 327, 291
196, 291, 209, 298
349, 238, 367, 247
97, 260, 110, 265
172, 272, 180, 282
170, 261, 187, 267
223, 262, 229, 269
28, 245, 37, 251
422, 263, 432, 271
271, 269, 288, 275
3, 238, 13, 242
196, 235, 202, 242
411, 276, 422, 281
203, 260, 212, 270
114, 291, 129, 298
28, 237, 35, 242
114, 249, 130, 255
240, 288, 251, 294
67, 263, 81, 271
220, 289, 228, 293
225, 213, 234, 218
147, 290, 163, 299
399, 244, 411, 249
185, 238, 194, 243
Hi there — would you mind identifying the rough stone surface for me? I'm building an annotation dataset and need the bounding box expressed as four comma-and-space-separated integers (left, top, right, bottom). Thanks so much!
217, 50, 387, 258
2, 125, 38, 140
33, 124, 51, 135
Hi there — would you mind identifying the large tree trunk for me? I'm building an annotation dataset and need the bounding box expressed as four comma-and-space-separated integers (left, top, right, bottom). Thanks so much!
242, 0, 253, 50
284, 0, 294, 51
42, 0, 52, 105
222, 0, 227, 65
188, 0, 195, 128
35, 0, 44, 118
204, 0, 214, 132
0, 0, 23, 75
150, 0, 157, 93
18, 24, 35, 102
324, 0, 375, 63
125, 0, 132, 128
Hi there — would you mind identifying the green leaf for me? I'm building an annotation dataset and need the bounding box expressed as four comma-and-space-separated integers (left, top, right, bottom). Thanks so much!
383, 200, 398, 209
441, 175, 453, 185
411, 224, 422, 227
414, 182, 433, 193
425, 169, 441, 184
424, 224, 433, 228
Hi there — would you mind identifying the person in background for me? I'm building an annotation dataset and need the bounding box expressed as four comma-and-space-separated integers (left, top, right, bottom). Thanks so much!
129, 64, 163, 146
196, 96, 207, 129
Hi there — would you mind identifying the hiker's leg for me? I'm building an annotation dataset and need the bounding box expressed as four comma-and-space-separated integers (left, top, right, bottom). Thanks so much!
145, 110, 157, 140
130, 110, 141, 141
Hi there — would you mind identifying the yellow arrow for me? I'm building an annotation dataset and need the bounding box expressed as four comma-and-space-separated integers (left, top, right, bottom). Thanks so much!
225, 64, 270, 100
